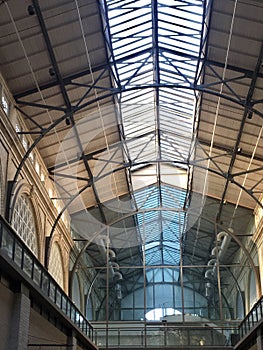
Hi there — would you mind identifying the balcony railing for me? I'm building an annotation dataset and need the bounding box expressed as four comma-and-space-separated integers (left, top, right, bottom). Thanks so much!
2, 214, 262, 348
93, 322, 238, 348
0, 216, 94, 341
239, 295, 263, 339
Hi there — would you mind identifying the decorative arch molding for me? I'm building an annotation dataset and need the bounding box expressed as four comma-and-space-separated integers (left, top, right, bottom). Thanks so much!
10, 179, 42, 258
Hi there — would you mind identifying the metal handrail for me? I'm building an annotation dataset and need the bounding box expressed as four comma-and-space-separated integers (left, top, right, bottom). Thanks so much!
239, 295, 263, 339
0, 215, 94, 340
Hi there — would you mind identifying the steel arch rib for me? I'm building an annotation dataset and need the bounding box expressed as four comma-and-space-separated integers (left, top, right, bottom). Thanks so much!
47, 157, 263, 270
68, 209, 261, 298
7, 84, 263, 265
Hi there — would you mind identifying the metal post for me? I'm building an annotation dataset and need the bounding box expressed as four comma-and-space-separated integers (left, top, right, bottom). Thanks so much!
142, 212, 147, 348
106, 227, 110, 349
179, 212, 185, 322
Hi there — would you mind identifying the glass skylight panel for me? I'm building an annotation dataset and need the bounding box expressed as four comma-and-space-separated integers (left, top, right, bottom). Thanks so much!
160, 118, 192, 135
162, 185, 187, 207
133, 185, 184, 266
112, 39, 152, 60
158, 35, 200, 55
145, 241, 159, 250
121, 90, 154, 106
135, 187, 159, 210
146, 250, 162, 265
160, 89, 193, 107
108, 4, 152, 60
113, 22, 152, 39
159, 69, 192, 85
160, 136, 190, 160
163, 227, 181, 242
160, 100, 193, 117
102, 0, 205, 268
127, 140, 156, 165
123, 111, 154, 136
160, 64, 197, 83
160, 89, 194, 103
117, 54, 152, 84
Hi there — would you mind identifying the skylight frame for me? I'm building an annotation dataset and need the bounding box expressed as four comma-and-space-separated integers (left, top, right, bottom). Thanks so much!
101, 0, 206, 267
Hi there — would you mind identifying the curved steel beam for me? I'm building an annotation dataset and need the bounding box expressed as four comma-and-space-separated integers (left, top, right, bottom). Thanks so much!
77, 84, 263, 119
73, 213, 261, 316
46, 154, 263, 269
7, 84, 263, 263
68, 207, 261, 297
14, 83, 263, 120
8, 132, 263, 267
6, 110, 73, 221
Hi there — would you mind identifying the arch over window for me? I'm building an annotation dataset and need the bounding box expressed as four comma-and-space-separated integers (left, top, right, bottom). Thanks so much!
49, 242, 64, 289
12, 193, 38, 256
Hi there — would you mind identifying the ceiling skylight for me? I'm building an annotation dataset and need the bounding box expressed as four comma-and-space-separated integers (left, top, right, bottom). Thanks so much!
101, 0, 205, 265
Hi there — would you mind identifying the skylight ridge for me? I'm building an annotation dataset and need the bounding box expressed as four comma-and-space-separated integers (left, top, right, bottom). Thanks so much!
101, 0, 205, 266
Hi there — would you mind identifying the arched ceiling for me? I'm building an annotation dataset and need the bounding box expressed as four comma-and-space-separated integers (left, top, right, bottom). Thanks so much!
1, 0, 263, 298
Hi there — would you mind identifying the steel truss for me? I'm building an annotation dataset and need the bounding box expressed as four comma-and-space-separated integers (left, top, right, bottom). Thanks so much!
4, 0, 263, 314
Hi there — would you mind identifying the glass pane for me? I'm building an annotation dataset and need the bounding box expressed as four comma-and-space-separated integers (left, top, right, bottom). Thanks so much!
61, 295, 67, 314
2, 228, 13, 258
14, 242, 23, 268
49, 281, 56, 302
33, 263, 42, 286
23, 251, 33, 278
42, 272, 49, 295
11, 194, 38, 256
71, 306, 76, 322
56, 289, 62, 308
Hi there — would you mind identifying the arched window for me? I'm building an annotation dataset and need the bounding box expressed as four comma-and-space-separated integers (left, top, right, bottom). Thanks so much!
72, 273, 81, 309
86, 292, 93, 320
12, 193, 38, 256
249, 270, 257, 310
236, 291, 244, 319
49, 242, 64, 289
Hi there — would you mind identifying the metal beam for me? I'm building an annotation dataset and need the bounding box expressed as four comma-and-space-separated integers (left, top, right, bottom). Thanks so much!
13, 46, 263, 101
15, 99, 66, 112
32, 0, 72, 111
13, 63, 107, 100
32, 0, 107, 235
15, 106, 44, 131
7, 80, 263, 253
216, 40, 263, 222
